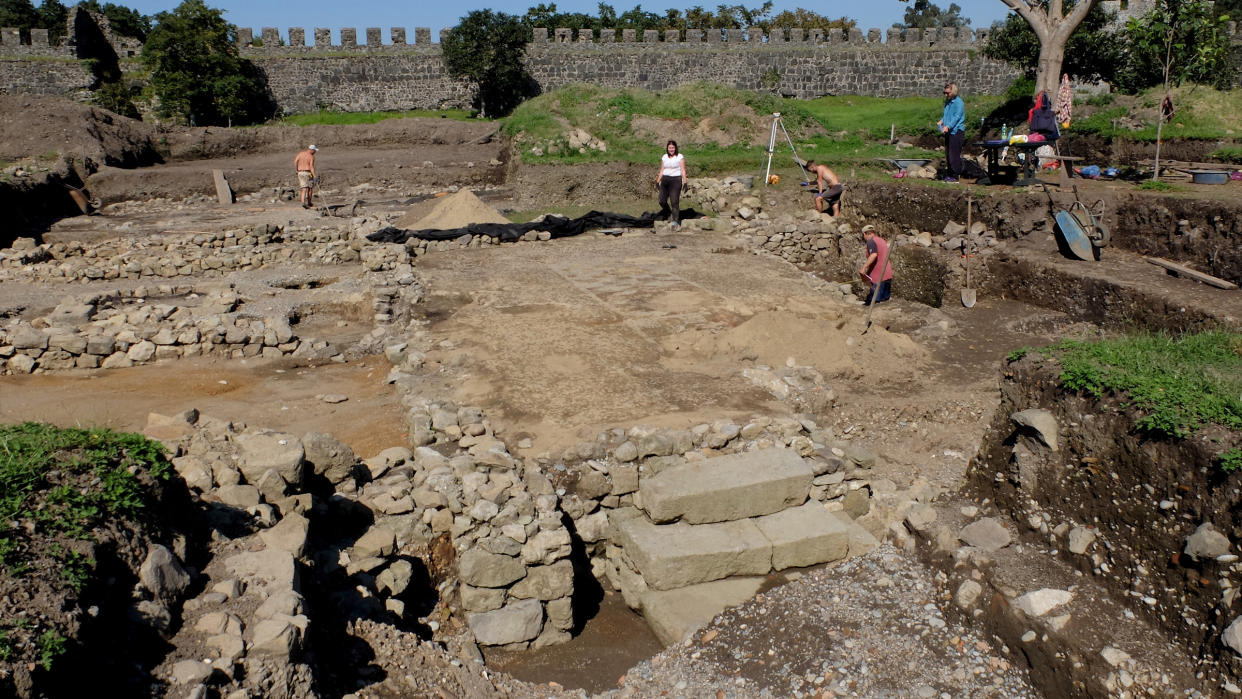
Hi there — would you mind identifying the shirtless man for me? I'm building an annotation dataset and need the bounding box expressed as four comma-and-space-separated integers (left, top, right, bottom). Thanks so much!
294, 144, 318, 209
804, 160, 843, 216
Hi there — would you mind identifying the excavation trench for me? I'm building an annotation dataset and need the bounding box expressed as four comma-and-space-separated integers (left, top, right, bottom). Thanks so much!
3, 172, 1241, 696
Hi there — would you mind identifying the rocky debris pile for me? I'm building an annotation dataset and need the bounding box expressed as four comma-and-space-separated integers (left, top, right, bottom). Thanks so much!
897, 501, 1216, 697
970, 355, 1242, 687
0, 287, 332, 375
142, 410, 435, 697
612, 546, 1041, 698
0, 223, 360, 284
936, 216, 998, 252
523, 127, 608, 157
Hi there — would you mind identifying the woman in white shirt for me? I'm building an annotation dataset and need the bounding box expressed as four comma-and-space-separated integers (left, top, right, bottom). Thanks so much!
655, 140, 687, 226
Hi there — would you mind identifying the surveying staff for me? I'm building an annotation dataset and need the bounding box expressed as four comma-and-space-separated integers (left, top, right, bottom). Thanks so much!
859, 225, 894, 304
295, 144, 318, 209
938, 82, 965, 183
804, 160, 842, 216
655, 140, 686, 227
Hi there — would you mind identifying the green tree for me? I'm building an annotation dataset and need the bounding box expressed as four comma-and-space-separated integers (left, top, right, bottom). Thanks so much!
0, 0, 39, 41
140, 0, 270, 125
1116, 0, 1234, 92
767, 9, 855, 32
983, 1, 1122, 85
900, 0, 970, 28
78, 0, 152, 40
443, 10, 533, 117
36, 0, 67, 44
1120, 0, 1235, 178
979, 0, 1100, 95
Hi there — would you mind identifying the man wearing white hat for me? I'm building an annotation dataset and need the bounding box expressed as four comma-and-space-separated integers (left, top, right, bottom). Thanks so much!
294, 144, 318, 209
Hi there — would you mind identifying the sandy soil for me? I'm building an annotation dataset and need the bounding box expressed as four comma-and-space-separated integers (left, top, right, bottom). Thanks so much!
0, 354, 407, 458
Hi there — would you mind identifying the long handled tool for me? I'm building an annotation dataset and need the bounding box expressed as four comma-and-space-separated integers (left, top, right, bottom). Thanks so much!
961, 193, 976, 307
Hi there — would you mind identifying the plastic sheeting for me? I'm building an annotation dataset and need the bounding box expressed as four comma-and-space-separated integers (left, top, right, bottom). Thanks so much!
366, 209, 704, 245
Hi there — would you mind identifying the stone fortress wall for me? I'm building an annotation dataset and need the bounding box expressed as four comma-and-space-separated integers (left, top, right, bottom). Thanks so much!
242, 24, 1022, 113
1, 13, 1238, 114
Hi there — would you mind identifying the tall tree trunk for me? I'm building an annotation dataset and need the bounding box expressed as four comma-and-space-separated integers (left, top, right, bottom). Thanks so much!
1003, 0, 1097, 97
1035, 41, 1064, 95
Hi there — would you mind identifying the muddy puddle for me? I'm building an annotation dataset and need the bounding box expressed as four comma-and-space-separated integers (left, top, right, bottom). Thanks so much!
484, 591, 662, 694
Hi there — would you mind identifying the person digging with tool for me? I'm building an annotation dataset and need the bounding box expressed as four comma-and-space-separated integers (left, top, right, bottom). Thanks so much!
295, 144, 318, 209
859, 225, 894, 304
655, 140, 687, 227
804, 160, 843, 216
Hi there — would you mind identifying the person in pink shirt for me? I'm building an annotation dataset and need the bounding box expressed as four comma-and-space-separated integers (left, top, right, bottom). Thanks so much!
859, 225, 894, 303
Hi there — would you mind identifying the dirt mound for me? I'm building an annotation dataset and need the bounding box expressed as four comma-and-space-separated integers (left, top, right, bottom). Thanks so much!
395, 189, 510, 230
666, 307, 929, 381
0, 95, 160, 169
160, 118, 501, 162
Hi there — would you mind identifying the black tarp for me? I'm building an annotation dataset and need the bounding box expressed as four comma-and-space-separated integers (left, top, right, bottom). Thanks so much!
366, 209, 705, 245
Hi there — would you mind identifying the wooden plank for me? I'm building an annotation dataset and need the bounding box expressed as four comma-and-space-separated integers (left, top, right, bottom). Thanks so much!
212, 169, 234, 205
1145, 256, 1238, 290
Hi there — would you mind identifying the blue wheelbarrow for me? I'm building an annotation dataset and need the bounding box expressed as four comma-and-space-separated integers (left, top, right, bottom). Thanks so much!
1049, 185, 1110, 261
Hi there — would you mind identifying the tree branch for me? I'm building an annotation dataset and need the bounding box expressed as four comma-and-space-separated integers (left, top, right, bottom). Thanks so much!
1000, 0, 1051, 38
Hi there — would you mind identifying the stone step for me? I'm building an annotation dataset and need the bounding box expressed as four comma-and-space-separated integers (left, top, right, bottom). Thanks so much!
638, 447, 813, 524
639, 577, 765, 646
613, 502, 851, 591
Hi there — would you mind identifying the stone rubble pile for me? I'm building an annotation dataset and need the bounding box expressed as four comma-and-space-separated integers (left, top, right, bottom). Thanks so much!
0, 287, 334, 375
143, 408, 479, 697
0, 223, 360, 283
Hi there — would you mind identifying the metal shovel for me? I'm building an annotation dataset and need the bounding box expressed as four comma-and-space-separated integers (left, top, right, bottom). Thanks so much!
961, 194, 976, 308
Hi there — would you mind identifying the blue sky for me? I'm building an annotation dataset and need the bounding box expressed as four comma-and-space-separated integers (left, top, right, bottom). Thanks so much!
119, 1, 1015, 41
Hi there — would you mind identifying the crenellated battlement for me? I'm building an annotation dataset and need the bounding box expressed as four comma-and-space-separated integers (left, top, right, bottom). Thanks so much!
0, 26, 73, 57
231, 25, 997, 51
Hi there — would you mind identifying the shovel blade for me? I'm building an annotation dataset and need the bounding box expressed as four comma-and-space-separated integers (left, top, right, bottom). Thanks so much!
961, 288, 976, 308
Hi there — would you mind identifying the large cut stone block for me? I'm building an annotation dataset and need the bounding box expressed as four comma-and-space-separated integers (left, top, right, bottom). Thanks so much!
640, 448, 812, 524
639, 577, 764, 646
753, 502, 849, 570
468, 598, 544, 646
615, 516, 771, 590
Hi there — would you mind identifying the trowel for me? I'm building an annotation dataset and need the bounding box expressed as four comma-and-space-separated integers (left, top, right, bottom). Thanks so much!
961, 194, 976, 308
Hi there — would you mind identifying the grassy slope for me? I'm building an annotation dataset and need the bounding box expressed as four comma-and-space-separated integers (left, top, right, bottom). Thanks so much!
1011, 332, 1242, 455
0, 423, 172, 671
1071, 85, 1242, 144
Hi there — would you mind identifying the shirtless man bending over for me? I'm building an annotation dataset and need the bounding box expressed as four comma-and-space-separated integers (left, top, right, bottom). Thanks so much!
804, 160, 843, 216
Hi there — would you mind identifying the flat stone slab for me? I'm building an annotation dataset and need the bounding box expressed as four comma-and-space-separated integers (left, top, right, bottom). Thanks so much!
753, 502, 849, 570
640, 576, 765, 646
639, 448, 812, 524
615, 515, 771, 590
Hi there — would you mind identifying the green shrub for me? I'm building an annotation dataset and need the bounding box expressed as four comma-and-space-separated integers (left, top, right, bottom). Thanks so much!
1219, 448, 1242, 473
0, 423, 171, 571
36, 630, 65, 671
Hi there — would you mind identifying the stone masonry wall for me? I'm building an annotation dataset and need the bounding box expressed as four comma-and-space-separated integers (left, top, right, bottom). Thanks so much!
245, 26, 1020, 112
0, 58, 92, 99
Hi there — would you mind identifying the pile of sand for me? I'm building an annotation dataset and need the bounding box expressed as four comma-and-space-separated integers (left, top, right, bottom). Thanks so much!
665, 308, 929, 379
395, 189, 510, 230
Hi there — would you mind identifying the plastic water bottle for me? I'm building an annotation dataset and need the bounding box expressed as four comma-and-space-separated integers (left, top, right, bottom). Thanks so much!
1001, 123, 1009, 141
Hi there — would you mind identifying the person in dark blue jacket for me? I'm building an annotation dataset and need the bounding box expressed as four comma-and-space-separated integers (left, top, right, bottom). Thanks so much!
937, 82, 965, 183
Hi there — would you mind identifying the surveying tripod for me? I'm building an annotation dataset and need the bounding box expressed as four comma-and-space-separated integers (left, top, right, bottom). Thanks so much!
762, 113, 809, 186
